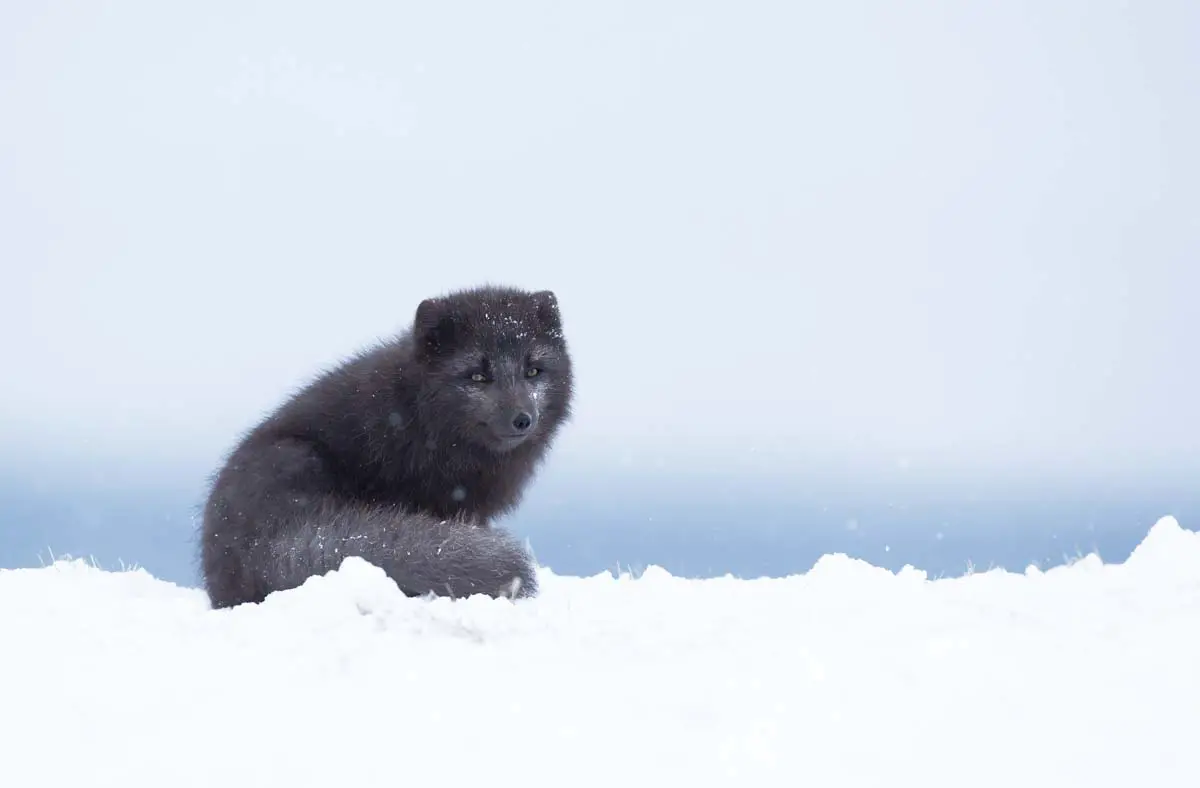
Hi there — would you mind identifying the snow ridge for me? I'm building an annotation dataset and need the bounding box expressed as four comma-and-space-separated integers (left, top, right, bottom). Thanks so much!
1, 516, 1197, 787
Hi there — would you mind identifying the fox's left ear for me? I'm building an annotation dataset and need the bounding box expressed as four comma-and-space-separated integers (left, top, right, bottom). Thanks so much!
531, 290, 561, 332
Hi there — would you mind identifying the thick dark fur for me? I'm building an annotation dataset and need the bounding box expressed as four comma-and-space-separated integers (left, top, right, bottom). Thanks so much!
199, 285, 573, 609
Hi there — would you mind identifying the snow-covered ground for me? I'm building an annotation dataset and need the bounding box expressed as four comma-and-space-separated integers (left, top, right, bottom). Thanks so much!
2, 516, 1198, 787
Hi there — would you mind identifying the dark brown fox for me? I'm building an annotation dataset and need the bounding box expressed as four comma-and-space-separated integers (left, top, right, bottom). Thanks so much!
199, 285, 573, 608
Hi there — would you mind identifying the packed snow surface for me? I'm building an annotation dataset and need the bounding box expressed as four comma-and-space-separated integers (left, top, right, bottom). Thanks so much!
3, 517, 1199, 787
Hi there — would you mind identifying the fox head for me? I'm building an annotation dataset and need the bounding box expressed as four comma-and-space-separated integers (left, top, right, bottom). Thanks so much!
410, 285, 574, 455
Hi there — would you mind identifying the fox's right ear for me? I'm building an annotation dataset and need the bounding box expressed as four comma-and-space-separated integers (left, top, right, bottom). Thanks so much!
414, 298, 460, 361
530, 290, 562, 333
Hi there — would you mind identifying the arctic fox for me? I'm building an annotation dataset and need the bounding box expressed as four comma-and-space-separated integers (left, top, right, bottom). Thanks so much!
199, 285, 573, 608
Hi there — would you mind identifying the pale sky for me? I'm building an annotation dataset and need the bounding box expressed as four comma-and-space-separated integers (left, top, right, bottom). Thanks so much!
1, 1, 1196, 486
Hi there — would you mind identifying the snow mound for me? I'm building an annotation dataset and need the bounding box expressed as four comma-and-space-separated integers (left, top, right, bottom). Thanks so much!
2, 516, 1198, 787
1124, 514, 1200, 580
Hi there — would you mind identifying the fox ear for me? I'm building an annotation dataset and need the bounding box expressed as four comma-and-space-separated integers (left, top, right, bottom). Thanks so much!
530, 290, 561, 333
414, 297, 460, 360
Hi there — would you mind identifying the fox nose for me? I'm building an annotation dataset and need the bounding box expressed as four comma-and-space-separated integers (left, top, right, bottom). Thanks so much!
511, 410, 535, 432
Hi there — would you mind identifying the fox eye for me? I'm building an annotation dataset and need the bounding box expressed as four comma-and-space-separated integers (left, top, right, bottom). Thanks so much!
525, 366, 541, 378
470, 372, 488, 383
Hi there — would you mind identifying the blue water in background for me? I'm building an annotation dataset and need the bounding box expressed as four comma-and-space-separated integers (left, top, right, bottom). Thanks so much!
3, 464, 1194, 588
